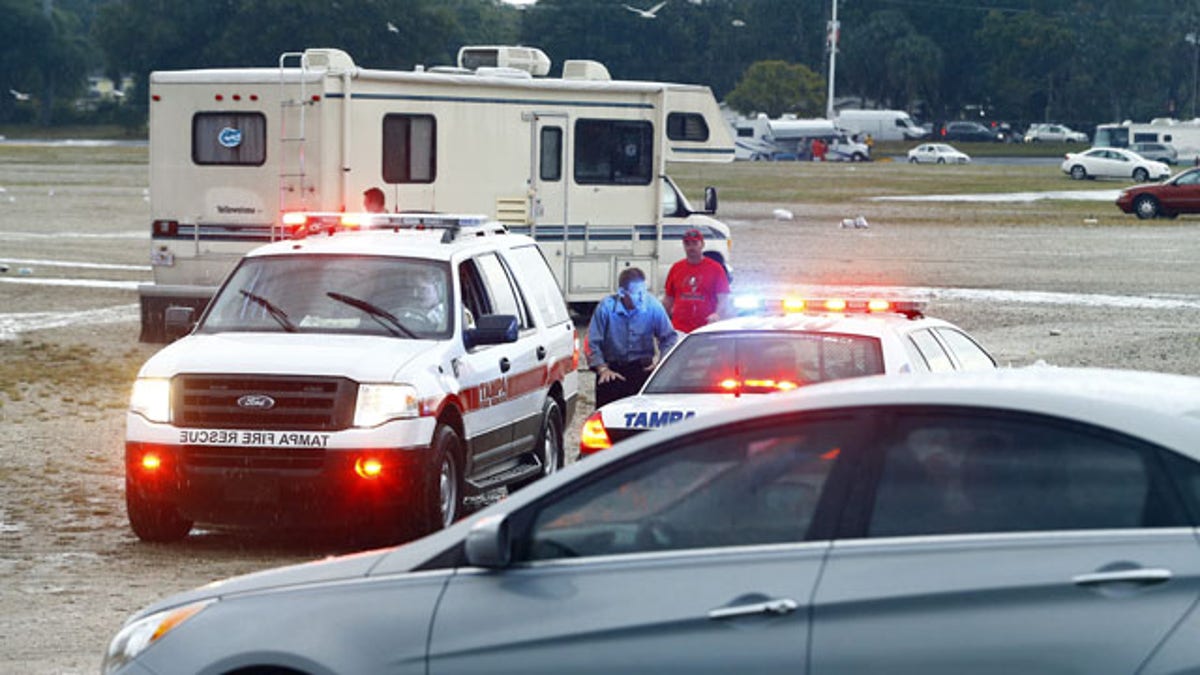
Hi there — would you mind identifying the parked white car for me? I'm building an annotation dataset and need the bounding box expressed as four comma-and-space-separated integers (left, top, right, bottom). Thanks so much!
1061, 147, 1171, 182
907, 143, 971, 164
1025, 123, 1088, 143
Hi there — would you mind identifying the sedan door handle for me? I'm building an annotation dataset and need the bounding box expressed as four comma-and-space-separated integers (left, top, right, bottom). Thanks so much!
499, 357, 511, 373
536, 345, 547, 360
707, 598, 798, 620
1072, 568, 1173, 586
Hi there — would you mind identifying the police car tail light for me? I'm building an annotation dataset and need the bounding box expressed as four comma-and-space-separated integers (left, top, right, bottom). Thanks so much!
579, 411, 612, 456
354, 456, 385, 480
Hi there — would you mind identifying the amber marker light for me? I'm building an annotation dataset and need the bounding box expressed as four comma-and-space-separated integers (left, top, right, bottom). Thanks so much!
824, 298, 847, 312
782, 297, 806, 312
354, 457, 384, 479
867, 299, 892, 313
140, 453, 162, 471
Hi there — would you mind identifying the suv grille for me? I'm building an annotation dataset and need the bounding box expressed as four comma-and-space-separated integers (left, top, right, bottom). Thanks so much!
182, 445, 326, 471
174, 375, 355, 430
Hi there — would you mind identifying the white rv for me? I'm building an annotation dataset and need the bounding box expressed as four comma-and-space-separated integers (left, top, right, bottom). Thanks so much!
732, 114, 870, 161
835, 109, 926, 141
142, 45, 735, 341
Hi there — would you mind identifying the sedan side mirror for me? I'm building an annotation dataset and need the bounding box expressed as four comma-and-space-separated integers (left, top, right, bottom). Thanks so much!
464, 513, 512, 569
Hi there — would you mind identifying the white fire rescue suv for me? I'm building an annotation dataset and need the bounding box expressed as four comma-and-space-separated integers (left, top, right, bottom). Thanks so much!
126, 213, 579, 543
141, 45, 735, 342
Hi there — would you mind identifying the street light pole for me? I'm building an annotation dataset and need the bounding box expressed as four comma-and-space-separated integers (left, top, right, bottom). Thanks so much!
826, 0, 839, 120
1189, 32, 1199, 119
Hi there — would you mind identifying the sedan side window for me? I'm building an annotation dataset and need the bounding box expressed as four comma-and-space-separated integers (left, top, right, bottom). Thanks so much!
933, 327, 996, 370
518, 416, 856, 561
907, 329, 955, 372
867, 410, 1188, 538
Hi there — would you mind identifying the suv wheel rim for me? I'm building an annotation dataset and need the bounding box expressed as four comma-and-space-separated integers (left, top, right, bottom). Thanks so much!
439, 454, 456, 528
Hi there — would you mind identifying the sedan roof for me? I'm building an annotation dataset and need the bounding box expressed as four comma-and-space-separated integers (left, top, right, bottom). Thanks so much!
611, 366, 1200, 462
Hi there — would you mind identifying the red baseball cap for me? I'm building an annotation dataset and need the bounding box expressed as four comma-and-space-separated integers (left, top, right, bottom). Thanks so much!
682, 228, 704, 242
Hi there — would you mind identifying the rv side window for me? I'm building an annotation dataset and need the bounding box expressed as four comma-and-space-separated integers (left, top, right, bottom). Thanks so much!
1133, 133, 1159, 143
192, 112, 266, 166
540, 127, 563, 182
667, 113, 709, 142
382, 114, 436, 183
574, 119, 652, 186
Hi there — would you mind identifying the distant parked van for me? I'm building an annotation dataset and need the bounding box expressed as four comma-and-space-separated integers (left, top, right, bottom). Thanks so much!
835, 109, 927, 141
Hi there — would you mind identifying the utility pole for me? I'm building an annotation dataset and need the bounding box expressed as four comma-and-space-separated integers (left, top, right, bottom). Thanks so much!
825, 0, 839, 120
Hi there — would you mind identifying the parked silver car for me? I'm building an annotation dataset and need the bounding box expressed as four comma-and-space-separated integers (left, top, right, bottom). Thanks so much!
105, 367, 1200, 674
1130, 141, 1179, 165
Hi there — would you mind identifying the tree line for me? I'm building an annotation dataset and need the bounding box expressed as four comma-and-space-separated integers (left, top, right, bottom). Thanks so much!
3, 0, 1198, 133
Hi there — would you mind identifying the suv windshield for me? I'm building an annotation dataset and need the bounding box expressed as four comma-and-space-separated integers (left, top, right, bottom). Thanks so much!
200, 254, 452, 338
643, 332, 885, 394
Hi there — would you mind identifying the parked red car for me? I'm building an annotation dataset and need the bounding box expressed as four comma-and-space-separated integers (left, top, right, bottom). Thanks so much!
1116, 167, 1200, 219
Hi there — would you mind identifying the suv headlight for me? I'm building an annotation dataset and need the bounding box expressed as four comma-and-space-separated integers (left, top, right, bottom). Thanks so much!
102, 599, 214, 674
129, 378, 172, 423
355, 383, 419, 427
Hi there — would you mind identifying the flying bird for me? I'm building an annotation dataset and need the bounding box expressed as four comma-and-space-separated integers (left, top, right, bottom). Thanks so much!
386, 21, 399, 33
623, 2, 667, 19
731, 19, 746, 27
10, 89, 30, 101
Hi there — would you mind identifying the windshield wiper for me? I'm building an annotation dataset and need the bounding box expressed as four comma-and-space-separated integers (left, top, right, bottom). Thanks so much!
239, 289, 297, 332
326, 291, 417, 338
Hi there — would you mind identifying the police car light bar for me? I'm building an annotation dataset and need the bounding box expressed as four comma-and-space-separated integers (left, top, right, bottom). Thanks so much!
280, 212, 498, 242
733, 293, 927, 319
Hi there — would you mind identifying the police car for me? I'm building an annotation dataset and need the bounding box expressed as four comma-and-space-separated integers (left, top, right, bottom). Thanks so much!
579, 295, 995, 455
126, 213, 579, 544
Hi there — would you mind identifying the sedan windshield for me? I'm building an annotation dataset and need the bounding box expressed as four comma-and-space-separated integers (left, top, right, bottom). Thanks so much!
200, 255, 452, 338
643, 332, 885, 395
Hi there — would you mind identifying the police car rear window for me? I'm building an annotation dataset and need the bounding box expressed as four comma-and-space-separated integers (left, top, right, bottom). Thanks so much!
643, 332, 884, 394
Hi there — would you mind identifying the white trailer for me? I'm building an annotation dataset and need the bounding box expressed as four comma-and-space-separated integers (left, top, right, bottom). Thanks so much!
142, 45, 735, 341
732, 114, 870, 161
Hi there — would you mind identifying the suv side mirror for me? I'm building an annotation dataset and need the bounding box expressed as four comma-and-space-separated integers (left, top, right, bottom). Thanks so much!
164, 306, 196, 341
703, 186, 718, 214
464, 314, 519, 349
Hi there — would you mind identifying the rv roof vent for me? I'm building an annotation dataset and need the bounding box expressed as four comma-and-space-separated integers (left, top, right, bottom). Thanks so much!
562, 60, 611, 81
302, 48, 357, 71
457, 46, 551, 76
475, 67, 533, 80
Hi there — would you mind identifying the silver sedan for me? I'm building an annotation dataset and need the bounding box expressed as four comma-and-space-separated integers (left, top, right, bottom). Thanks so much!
104, 367, 1200, 674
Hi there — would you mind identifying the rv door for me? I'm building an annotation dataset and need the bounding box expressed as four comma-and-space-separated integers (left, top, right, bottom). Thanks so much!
530, 113, 569, 282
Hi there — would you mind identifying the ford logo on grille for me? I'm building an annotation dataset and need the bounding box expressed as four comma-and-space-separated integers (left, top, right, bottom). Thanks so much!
237, 394, 276, 410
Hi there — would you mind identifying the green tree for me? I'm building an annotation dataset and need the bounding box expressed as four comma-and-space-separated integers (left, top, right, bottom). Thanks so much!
726, 60, 824, 118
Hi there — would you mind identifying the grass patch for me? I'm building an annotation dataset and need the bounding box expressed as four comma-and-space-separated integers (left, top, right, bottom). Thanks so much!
0, 340, 145, 410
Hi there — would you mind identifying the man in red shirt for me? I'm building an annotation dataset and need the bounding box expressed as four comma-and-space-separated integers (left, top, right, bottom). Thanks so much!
662, 228, 731, 333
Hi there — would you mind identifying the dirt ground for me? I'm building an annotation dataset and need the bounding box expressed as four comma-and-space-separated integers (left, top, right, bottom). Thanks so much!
5, 154, 1200, 672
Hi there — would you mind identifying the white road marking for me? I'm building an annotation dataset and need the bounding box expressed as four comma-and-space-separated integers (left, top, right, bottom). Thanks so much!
872, 189, 1122, 203
0, 304, 139, 339
0, 257, 150, 271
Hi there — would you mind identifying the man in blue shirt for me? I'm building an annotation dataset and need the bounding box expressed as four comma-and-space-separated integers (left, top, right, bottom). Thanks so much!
586, 267, 679, 408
